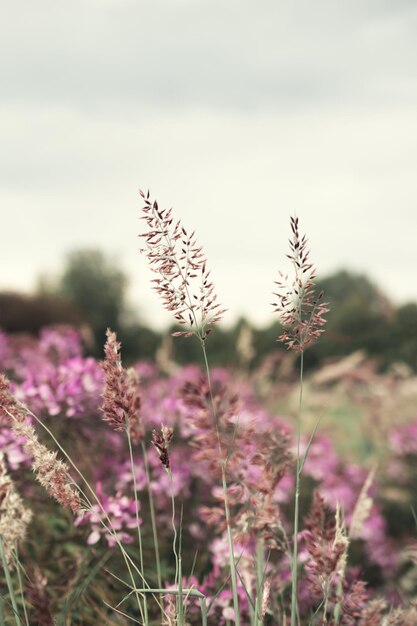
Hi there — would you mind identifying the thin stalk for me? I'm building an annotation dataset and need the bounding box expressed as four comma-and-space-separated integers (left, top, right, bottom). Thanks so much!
291, 350, 304, 626
254, 538, 264, 626
127, 430, 148, 624
13, 548, 29, 626
169, 470, 184, 626
200, 597, 208, 626
0, 537, 21, 626
132, 587, 208, 626
201, 339, 241, 626
133, 587, 205, 598
5, 406, 148, 621
141, 441, 162, 590
221, 462, 240, 626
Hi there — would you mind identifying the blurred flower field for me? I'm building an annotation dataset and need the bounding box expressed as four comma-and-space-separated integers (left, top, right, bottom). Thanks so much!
1, 325, 417, 624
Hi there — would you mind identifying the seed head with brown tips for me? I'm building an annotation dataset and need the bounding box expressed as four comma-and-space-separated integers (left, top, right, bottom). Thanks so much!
139, 190, 226, 341
272, 216, 328, 351
152, 425, 174, 470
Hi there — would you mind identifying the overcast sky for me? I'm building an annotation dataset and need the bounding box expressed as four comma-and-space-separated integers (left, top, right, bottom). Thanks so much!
1, 0, 417, 329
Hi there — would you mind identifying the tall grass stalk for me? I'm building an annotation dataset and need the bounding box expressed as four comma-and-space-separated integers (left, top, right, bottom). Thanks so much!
0, 537, 21, 626
126, 429, 148, 623
168, 469, 184, 626
141, 441, 162, 590
201, 340, 241, 626
140, 192, 241, 624
13, 550, 29, 626
253, 538, 264, 626
291, 350, 304, 626
3, 404, 155, 622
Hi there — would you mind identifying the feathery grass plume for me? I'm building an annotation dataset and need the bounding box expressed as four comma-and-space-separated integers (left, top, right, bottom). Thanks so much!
139, 190, 226, 341
180, 377, 238, 475
101, 328, 143, 444
358, 598, 387, 625
304, 493, 349, 613
162, 594, 177, 626
152, 425, 174, 470
0, 373, 27, 424
25, 566, 54, 626
340, 579, 369, 623
272, 216, 328, 351
349, 468, 376, 540
260, 578, 271, 619
0, 375, 81, 513
0, 452, 32, 566
385, 606, 417, 626
272, 216, 328, 626
183, 376, 292, 554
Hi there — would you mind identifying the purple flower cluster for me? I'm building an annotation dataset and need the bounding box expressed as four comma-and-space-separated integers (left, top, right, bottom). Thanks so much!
75, 481, 140, 547
1, 325, 416, 623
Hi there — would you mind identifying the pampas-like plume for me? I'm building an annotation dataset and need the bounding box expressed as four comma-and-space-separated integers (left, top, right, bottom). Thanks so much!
0, 452, 32, 566
139, 190, 226, 341
0, 374, 81, 514
349, 468, 376, 540
25, 566, 55, 626
272, 216, 328, 351
304, 493, 349, 603
101, 328, 143, 444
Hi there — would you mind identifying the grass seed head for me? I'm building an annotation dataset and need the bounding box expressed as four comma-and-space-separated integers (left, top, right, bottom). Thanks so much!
272, 216, 328, 351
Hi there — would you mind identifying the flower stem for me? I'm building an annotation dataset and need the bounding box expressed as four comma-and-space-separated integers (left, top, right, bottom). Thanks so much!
291, 350, 304, 626
0, 537, 21, 626
201, 340, 241, 626
141, 441, 162, 590
127, 429, 148, 624
169, 469, 184, 625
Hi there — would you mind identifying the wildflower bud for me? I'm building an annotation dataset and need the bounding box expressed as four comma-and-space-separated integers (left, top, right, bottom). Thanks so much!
152, 425, 174, 469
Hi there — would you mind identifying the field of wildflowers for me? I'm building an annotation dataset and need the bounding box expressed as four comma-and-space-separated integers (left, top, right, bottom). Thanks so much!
0, 198, 417, 624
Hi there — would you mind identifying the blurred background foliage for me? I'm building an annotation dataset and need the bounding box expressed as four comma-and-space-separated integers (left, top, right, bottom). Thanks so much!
1, 249, 417, 371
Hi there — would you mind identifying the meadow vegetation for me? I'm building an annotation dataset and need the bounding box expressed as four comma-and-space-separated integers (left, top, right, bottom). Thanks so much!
0, 196, 416, 624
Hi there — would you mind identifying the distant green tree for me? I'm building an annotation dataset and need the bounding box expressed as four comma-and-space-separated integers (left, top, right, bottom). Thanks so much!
0, 292, 83, 334
306, 270, 394, 367
387, 303, 417, 371
59, 250, 128, 352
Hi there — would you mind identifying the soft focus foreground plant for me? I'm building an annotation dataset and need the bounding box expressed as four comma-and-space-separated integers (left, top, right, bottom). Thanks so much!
1, 201, 417, 623
1, 324, 417, 622
272, 215, 328, 626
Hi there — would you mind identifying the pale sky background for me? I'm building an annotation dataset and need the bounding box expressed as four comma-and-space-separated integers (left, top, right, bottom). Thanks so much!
1, 0, 417, 329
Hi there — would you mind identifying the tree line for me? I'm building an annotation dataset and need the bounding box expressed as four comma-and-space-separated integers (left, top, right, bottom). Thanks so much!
1, 250, 416, 371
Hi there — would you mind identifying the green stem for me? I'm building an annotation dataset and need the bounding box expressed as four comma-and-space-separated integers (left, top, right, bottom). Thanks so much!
291, 350, 304, 626
0, 537, 21, 626
14, 548, 29, 626
222, 462, 241, 626
169, 470, 183, 626
141, 442, 162, 590
127, 430, 148, 624
254, 538, 264, 626
201, 340, 241, 626
7, 406, 148, 621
